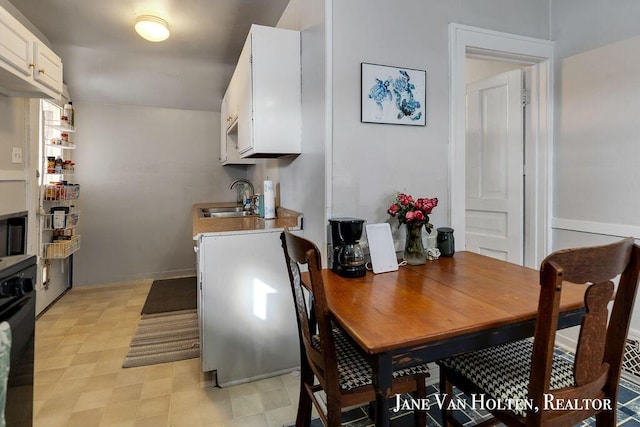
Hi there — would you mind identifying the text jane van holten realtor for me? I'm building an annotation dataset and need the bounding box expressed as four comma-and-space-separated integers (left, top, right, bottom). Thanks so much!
393, 393, 613, 413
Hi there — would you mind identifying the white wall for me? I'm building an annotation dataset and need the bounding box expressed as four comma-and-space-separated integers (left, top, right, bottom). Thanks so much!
551, 1, 640, 340
0, 96, 39, 264
0, 95, 44, 311
275, 0, 327, 258
0, 96, 28, 216
55, 45, 234, 112
330, 0, 550, 245
551, 0, 640, 60
554, 36, 640, 229
71, 103, 246, 286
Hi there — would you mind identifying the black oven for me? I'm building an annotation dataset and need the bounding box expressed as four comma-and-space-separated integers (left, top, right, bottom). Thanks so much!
0, 211, 27, 258
0, 254, 36, 426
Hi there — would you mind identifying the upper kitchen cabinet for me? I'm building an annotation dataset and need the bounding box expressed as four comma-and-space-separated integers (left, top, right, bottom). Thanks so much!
226, 68, 239, 130
220, 92, 256, 165
0, 5, 63, 99
235, 25, 301, 158
220, 70, 255, 165
32, 42, 62, 94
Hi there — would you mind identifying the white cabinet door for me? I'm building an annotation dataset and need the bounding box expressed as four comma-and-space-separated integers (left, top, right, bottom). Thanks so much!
236, 34, 253, 156
198, 230, 301, 385
0, 7, 32, 78
194, 237, 204, 362
220, 68, 255, 166
226, 68, 239, 126
222, 126, 255, 165
33, 41, 63, 94
244, 25, 301, 157
219, 93, 229, 163
231, 25, 301, 158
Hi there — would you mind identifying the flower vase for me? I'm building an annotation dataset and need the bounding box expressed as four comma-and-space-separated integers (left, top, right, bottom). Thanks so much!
404, 222, 426, 265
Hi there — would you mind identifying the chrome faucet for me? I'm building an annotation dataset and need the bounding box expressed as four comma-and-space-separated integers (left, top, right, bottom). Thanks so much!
229, 179, 255, 206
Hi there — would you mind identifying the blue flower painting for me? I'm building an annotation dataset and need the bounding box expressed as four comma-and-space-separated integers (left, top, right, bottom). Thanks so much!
362, 63, 426, 126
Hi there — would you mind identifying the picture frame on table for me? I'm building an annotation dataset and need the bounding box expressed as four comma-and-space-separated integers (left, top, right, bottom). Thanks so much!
361, 62, 426, 126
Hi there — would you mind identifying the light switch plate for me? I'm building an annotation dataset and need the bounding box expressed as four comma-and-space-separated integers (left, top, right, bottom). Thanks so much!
11, 147, 23, 164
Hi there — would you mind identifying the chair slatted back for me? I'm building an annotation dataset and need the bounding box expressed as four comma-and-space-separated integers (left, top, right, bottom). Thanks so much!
529, 237, 640, 425
281, 230, 341, 396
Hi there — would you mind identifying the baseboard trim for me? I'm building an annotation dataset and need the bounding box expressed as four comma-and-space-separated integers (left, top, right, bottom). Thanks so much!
148, 269, 196, 281
552, 218, 640, 239
216, 367, 300, 388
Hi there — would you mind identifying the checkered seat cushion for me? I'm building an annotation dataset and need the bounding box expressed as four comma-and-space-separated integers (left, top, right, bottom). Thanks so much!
437, 338, 575, 417
312, 328, 430, 391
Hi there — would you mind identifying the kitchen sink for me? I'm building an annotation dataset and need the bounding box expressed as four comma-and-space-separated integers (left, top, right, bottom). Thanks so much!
200, 206, 244, 214
199, 207, 257, 218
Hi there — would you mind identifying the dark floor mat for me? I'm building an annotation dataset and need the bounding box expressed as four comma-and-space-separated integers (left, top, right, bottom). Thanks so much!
141, 277, 197, 315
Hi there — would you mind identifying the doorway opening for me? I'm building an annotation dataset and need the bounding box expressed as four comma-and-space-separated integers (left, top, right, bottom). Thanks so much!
449, 24, 554, 268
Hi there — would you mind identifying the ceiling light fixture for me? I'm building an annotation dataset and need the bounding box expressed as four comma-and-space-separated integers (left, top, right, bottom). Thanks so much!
135, 15, 170, 42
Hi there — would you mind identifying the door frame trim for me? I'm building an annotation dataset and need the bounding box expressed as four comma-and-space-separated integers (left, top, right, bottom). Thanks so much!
448, 23, 555, 267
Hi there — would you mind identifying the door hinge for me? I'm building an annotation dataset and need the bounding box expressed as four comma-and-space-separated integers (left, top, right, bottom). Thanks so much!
521, 89, 529, 107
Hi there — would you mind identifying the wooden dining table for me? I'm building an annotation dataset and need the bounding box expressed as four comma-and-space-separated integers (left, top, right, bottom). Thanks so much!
303, 251, 588, 427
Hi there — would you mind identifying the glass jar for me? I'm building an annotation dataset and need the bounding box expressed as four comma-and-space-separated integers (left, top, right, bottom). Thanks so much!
437, 227, 455, 257
404, 222, 426, 265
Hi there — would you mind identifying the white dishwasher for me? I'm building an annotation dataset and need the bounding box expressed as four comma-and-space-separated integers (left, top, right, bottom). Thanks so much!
195, 228, 302, 386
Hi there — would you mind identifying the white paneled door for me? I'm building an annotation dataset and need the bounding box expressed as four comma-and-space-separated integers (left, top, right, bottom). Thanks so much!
465, 69, 524, 264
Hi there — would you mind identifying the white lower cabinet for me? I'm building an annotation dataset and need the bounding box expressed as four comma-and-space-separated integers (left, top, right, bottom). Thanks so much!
195, 229, 301, 386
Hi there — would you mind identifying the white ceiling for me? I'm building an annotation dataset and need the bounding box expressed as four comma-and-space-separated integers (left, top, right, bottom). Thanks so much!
9, 0, 291, 111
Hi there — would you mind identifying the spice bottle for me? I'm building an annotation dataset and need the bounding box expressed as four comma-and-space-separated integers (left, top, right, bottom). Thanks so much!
54, 157, 64, 173
63, 102, 74, 127
47, 156, 55, 173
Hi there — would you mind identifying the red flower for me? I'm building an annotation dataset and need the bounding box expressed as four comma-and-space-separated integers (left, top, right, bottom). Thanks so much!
399, 193, 413, 206
387, 192, 438, 233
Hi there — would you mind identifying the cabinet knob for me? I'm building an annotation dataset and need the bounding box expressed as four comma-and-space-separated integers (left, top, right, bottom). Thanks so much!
39, 69, 46, 74
29, 63, 35, 68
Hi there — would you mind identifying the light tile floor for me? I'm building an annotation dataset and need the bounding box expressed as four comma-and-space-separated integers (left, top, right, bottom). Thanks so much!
34, 280, 302, 427
36, 280, 640, 427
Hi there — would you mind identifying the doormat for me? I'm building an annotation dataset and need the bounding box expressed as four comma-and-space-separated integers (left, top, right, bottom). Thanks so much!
141, 276, 197, 315
123, 309, 200, 368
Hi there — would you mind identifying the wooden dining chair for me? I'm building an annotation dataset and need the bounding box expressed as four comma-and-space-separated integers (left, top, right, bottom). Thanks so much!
280, 229, 429, 427
438, 237, 640, 427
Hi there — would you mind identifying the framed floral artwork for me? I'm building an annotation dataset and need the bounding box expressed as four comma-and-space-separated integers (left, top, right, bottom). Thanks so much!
361, 62, 426, 126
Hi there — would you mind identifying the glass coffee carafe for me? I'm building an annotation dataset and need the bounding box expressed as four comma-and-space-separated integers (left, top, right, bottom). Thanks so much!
337, 243, 365, 271
329, 218, 366, 278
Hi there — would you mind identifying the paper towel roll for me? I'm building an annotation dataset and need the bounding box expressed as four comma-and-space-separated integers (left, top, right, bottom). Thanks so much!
263, 180, 276, 219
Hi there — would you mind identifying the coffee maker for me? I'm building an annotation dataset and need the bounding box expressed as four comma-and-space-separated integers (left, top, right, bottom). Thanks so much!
329, 218, 366, 278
